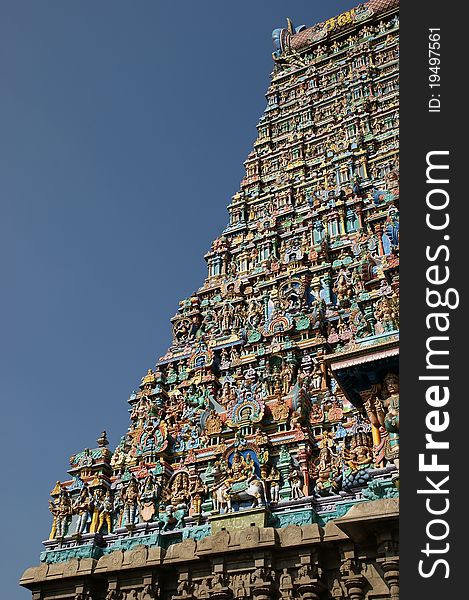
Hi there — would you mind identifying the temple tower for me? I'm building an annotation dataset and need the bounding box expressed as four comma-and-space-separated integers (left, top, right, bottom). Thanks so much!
21, 1, 400, 598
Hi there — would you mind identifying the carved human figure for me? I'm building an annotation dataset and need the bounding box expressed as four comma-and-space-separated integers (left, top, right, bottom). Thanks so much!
266, 465, 281, 503
97, 490, 114, 533
314, 432, 339, 493
288, 465, 304, 499
281, 361, 295, 393
272, 396, 290, 422
279, 568, 294, 598
345, 433, 373, 472
311, 363, 323, 389
365, 372, 399, 469
251, 567, 266, 586
225, 451, 249, 486
139, 473, 160, 523
290, 409, 302, 431
49, 488, 72, 538
73, 486, 93, 535
244, 452, 256, 480
205, 409, 222, 436
170, 472, 191, 506
382, 372, 400, 469
122, 476, 139, 527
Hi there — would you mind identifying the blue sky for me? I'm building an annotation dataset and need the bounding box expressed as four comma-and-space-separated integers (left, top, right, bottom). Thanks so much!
0, 0, 355, 595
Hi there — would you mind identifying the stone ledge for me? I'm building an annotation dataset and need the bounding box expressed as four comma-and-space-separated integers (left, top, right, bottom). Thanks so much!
20, 506, 399, 587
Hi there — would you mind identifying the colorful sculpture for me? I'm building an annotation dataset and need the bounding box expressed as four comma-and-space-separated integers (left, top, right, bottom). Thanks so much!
44, 0, 399, 560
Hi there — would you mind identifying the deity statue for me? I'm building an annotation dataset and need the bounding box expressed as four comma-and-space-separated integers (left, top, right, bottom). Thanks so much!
314, 432, 340, 494
139, 473, 160, 522
272, 397, 290, 422
310, 363, 323, 389
49, 488, 72, 539
169, 471, 191, 507
266, 465, 281, 503
73, 486, 93, 535
281, 361, 296, 394
374, 296, 399, 333
364, 372, 399, 470
121, 476, 139, 527
92, 489, 114, 534
225, 451, 253, 486
141, 368, 156, 388
271, 365, 283, 396
288, 464, 304, 499
290, 409, 302, 431
110, 440, 127, 471
205, 409, 223, 436
334, 269, 354, 307
221, 303, 234, 332
382, 372, 399, 468
344, 432, 373, 472
234, 578, 249, 598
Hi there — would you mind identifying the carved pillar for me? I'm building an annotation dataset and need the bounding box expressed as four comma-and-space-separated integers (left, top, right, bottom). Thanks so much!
381, 559, 399, 600
340, 558, 366, 600
342, 574, 366, 600
250, 555, 275, 600
377, 536, 399, 600
295, 552, 324, 600
141, 573, 160, 600
295, 568, 323, 600
172, 570, 194, 600
251, 569, 275, 600
210, 561, 233, 600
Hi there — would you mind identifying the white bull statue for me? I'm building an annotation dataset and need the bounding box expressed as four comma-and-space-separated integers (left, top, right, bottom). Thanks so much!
212, 478, 266, 513
211, 460, 266, 513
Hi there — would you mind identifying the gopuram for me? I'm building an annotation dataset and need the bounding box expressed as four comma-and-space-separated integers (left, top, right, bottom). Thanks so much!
21, 1, 400, 598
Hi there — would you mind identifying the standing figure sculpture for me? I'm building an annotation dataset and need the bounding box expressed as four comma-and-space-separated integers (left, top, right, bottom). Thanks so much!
382, 372, 400, 469
122, 476, 139, 527
266, 465, 281, 503
73, 486, 93, 535
364, 372, 400, 470
97, 490, 114, 533
288, 465, 304, 499
49, 487, 72, 539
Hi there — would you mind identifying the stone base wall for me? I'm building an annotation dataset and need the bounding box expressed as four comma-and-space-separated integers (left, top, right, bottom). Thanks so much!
21, 500, 399, 600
